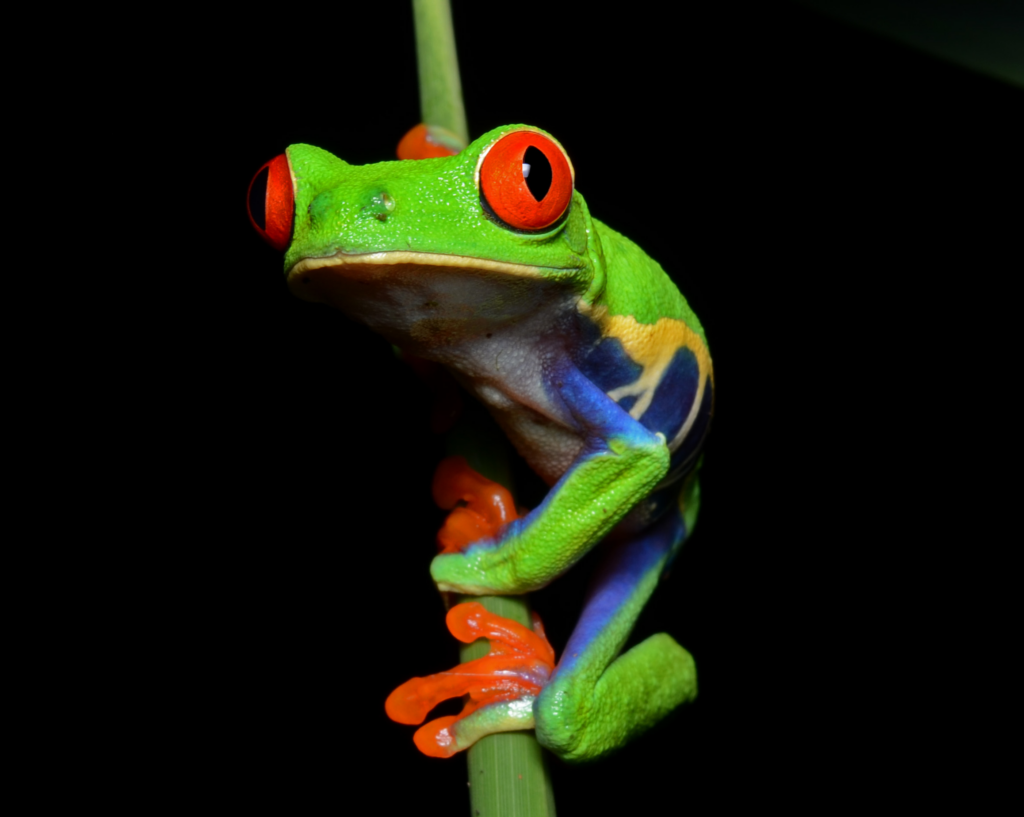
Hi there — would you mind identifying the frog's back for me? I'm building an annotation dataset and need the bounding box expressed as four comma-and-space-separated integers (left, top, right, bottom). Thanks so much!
579, 220, 714, 480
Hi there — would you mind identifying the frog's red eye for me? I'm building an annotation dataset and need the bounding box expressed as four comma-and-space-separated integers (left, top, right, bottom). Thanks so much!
480, 131, 573, 231
247, 154, 295, 251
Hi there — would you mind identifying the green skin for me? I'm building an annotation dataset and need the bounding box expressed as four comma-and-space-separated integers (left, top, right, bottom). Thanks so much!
280, 124, 711, 761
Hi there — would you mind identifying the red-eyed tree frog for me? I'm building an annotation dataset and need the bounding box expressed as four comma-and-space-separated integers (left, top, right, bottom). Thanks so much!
248, 124, 713, 762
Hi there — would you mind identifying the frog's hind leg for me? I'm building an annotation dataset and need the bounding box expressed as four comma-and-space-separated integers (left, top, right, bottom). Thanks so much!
534, 487, 698, 762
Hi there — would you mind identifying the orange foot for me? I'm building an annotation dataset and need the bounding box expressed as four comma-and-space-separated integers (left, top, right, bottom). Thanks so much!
432, 456, 523, 554
396, 123, 464, 160
385, 602, 556, 758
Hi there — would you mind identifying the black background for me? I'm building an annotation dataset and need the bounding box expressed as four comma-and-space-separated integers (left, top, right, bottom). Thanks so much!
153, 1, 1020, 811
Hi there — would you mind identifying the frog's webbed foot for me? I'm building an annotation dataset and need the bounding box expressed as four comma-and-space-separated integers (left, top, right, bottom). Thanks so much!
385, 602, 555, 758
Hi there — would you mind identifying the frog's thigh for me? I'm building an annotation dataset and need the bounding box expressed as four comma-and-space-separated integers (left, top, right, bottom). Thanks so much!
534, 506, 697, 762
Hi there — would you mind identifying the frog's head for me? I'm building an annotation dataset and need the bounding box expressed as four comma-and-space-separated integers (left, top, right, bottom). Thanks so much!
247, 125, 600, 351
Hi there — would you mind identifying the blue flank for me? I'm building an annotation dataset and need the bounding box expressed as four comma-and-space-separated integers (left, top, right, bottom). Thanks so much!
577, 335, 643, 394
668, 376, 713, 478
578, 330, 709, 468
638, 346, 699, 442
617, 394, 638, 413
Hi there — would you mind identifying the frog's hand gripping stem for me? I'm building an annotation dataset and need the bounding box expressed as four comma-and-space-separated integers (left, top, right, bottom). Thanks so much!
433, 455, 522, 553
385, 602, 555, 758
430, 364, 671, 595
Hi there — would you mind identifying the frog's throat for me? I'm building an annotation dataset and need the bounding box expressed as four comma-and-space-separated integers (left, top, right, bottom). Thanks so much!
286, 251, 555, 290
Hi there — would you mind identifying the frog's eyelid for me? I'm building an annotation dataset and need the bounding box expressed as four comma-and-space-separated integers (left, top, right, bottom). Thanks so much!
522, 163, 531, 179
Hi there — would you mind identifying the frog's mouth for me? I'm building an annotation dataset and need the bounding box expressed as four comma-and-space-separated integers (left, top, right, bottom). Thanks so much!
284, 250, 578, 349
286, 250, 552, 296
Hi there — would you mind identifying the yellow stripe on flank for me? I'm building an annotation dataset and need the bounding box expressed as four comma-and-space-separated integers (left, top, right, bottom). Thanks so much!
599, 314, 713, 451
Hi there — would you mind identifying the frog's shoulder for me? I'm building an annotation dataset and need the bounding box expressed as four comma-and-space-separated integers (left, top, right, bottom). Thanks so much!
588, 218, 706, 347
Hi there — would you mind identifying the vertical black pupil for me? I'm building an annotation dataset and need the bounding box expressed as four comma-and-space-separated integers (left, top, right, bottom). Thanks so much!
249, 167, 269, 231
523, 146, 552, 202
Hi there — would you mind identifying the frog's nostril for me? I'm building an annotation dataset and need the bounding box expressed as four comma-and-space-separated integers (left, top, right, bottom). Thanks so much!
366, 191, 396, 221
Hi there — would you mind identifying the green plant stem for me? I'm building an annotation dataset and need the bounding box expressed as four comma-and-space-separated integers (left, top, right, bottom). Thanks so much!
457, 594, 558, 817
412, 2, 554, 811
445, 416, 556, 817
411, 0, 469, 144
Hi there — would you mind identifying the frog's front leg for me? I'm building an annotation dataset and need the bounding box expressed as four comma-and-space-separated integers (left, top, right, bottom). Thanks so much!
430, 363, 670, 595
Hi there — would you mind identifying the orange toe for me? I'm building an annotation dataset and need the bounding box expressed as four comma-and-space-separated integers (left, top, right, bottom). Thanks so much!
385, 602, 556, 758
396, 124, 463, 160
